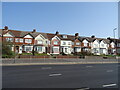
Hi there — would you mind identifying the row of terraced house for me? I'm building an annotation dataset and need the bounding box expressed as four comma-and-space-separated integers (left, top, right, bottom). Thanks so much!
0, 26, 120, 55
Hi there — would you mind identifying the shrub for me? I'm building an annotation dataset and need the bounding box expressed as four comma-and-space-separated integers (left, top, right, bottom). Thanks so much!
2, 41, 16, 58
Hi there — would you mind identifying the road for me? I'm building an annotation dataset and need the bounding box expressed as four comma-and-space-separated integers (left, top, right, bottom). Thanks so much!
2, 63, 119, 89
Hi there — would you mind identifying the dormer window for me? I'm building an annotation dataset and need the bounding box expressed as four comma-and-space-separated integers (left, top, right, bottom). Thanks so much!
62, 35, 67, 38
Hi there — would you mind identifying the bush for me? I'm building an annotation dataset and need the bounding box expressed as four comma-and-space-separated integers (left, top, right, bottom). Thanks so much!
2, 41, 16, 58
2, 51, 16, 58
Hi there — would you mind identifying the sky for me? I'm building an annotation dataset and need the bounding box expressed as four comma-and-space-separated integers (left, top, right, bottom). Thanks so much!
2, 2, 118, 38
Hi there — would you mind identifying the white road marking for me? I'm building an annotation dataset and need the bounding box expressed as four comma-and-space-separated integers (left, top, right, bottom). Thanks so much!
41, 67, 52, 69
102, 83, 117, 87
49, 73, 62, 77
76, 87, 89, 90
106, 70, 113, 72
86, 66, 93, 68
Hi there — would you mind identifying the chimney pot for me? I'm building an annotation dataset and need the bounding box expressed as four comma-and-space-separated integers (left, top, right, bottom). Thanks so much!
75, 33, 79, 37
107, 37, 111, 40
32, 29, 36, 33
55, 31, 59, 35
4, 26, 8, 30
91, 35, 95, 38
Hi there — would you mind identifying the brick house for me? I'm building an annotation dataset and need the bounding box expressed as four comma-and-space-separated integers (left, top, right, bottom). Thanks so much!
1, 26, 120, 55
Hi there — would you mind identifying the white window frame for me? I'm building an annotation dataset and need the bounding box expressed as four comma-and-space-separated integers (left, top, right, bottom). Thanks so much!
37, 46, 42, 52
84, 43, 88, 47
6, 38, 13, 42
15, 38, 19, 42
54, 41, 58, 45
37, 40, 43, 44
20, 39, 23, 43
63, 42, 66, 45
76, 42, 80, 45
25, 39, 32, 43
24, 46, 33, 51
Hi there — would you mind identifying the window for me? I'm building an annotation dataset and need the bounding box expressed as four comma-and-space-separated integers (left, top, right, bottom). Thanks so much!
37, 40, 43, 44
84, 43, 88, 47
24, 46, 33, 51
25, 39, 32, 43
94, 44, 98, 47
54, 41, 58, 45
72, 42, 74, 45
68, 42, 71, 45
15, 38, 19, 42
117, 43, 120, 47
20, 39, 23, 43
76, 42, 80, 45
6, 38, 13, 42
62, 35, 67, 38
63, 42, 66, 45
101, 44, 104, 47
93, 48, 98, 53
37, 46, 42, 52
53, 47, 59, 53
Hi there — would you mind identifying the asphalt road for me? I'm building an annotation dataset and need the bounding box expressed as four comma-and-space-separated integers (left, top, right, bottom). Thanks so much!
2, 63, 119, 89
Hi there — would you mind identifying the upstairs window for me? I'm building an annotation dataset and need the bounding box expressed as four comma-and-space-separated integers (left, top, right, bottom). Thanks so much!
20, 39, 23, 43
37, 40, 43, 44
117, 43, 120, 47
54, 41, 59, 45
94, 44, 98, 47
72, 42, 74, 45
15, 38, 19, 42
76, 42, 80, 45
101, 44, 104, 47
63, 42, 66, 45
84, 43, 88, 47
68, 42, 71, 45
25, 39, 32, 43
6, 38, 13, 42
62, 35, 67, 38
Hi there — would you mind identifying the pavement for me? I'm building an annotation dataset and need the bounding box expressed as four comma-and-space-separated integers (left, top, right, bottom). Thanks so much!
2, 63, 119, 89
1, 58, 119, 66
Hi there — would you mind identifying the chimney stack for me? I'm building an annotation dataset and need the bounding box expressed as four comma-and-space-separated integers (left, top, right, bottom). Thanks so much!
75, 33, 79, 38
32, 29, 36, 33
4, 26, 8, 30
107, 37, 111, 40
55, 31, 59, 35
91, 35, 95, 38
75, 33, 79, 36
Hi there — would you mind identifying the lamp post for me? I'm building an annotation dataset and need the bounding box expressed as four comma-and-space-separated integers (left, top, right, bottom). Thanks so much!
113, 28, 117, 55
113, 28, 117, 39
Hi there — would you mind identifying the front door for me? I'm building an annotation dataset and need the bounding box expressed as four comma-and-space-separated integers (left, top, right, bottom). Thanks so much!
15, 46, 19, 53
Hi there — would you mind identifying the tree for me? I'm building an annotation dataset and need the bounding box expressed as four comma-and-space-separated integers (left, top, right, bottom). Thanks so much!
2, 41, 15, 58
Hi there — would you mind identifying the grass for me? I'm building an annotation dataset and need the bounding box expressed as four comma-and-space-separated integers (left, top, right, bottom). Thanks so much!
35, 53, 48, 56
20, 53, 32, 55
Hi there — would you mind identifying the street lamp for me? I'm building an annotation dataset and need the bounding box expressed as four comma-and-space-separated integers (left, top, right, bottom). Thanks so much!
113, 28, 117, 55
113, 28, 117, 39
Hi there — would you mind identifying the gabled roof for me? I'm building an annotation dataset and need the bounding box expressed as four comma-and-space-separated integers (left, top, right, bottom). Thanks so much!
1, 28, 120, 44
